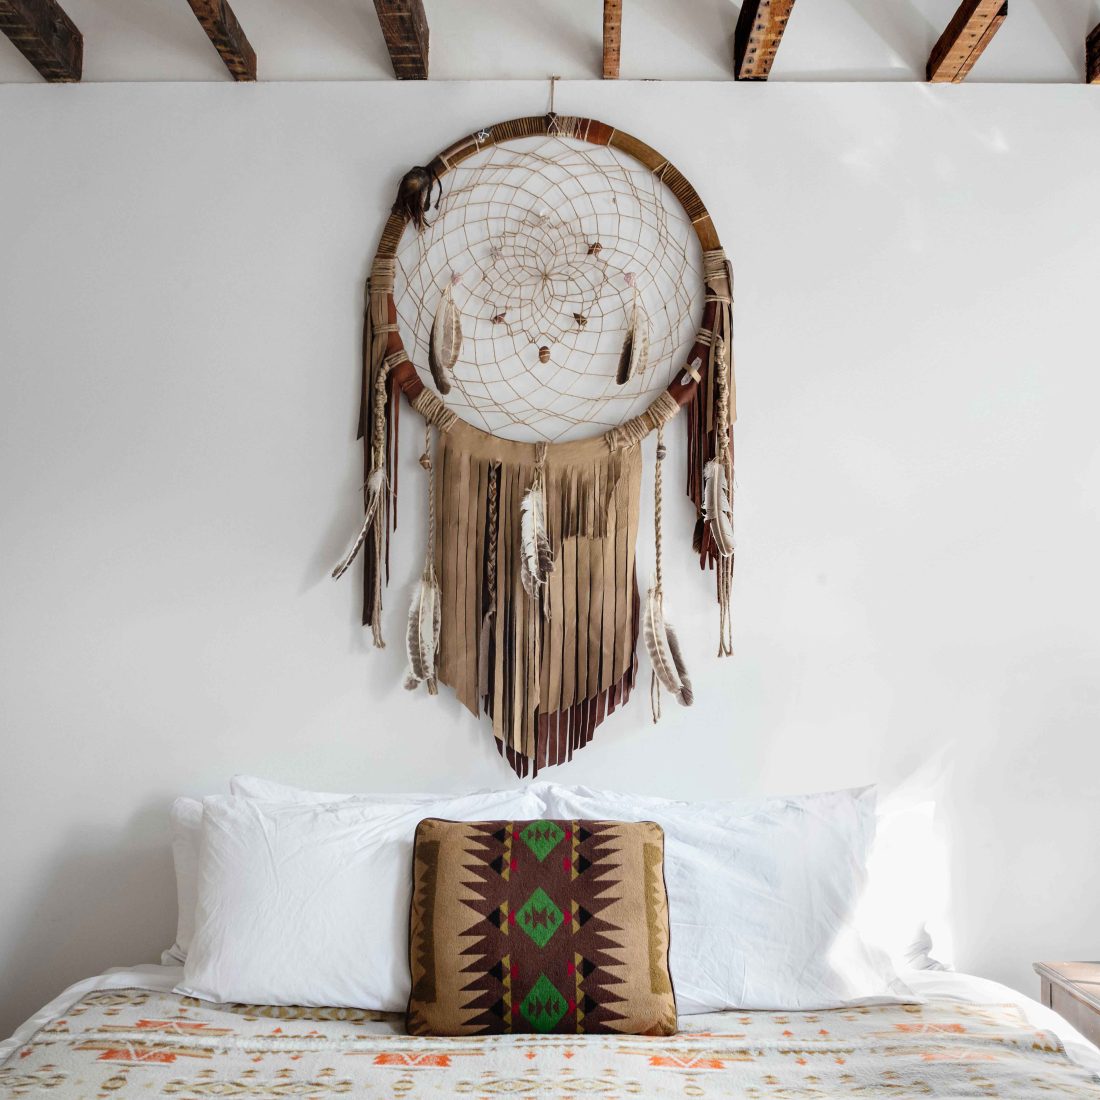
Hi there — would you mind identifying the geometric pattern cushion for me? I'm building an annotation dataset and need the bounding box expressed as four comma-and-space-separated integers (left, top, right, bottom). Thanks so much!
406, 818, 676, 1036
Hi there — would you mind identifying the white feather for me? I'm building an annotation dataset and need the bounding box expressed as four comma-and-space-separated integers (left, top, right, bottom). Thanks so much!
520, 484, 553, 597
702, 459, 735, 559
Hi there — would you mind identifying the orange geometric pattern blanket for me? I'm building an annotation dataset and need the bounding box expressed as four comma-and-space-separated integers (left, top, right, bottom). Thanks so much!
2, 985, 1099, 1097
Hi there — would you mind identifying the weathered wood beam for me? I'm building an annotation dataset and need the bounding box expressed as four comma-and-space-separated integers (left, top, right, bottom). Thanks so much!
602, 0, 621, 79
185, 0, 256, 81
0, 0, 81, 82
373, 0, 428, 80
1088, 21, 1100, 84
734, 0, 797, 81
927, 0, 1006, 83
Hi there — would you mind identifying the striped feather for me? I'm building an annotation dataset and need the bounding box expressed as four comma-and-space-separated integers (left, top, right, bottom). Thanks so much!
644, 586, 692, 709
332, 467, 387, 580
702, 459, 735, 558
428, 281, 461, 395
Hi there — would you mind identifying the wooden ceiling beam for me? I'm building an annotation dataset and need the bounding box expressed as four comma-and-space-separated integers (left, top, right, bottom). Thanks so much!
734, 0, 797, 81
603, 0, 621, 79
927, 0, 1006, 83
1088, 21, 1100, 84
373, 0, 428, 80
0, 0, 81, 82
185, 0, 255, 81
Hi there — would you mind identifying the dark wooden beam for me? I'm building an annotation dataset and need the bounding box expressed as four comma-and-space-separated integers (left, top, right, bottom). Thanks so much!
734, 0, 796, 81
1088, 21, 1100, 84
0, 0, 81, 82
185, 0, 255, 81
927, 0, 1006, 83
602, 0, 621, 79
373, 0, 428, 80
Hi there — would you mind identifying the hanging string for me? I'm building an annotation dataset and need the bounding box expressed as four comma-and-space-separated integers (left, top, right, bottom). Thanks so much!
421, 423, 436, 564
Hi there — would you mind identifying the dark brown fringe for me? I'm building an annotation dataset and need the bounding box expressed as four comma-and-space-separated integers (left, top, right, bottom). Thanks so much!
499, 580, 639, 778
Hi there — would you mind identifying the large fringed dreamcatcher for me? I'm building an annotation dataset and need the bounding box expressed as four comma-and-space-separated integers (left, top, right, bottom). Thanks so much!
335, 114, 736, 776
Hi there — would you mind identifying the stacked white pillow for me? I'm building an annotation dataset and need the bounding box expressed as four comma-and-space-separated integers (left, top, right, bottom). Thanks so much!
176, 786, 546, 1011
167, 776, 938, 1013
538, 783, 912, 1012
162, 797, 203, 965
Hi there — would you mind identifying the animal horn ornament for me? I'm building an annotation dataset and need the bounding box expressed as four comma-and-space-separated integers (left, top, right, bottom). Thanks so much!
335, 115, 737, 776
392, 165, 442, 232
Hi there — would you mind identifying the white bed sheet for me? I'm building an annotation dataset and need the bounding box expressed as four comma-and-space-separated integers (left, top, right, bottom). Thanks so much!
3, 962, 1098, 1074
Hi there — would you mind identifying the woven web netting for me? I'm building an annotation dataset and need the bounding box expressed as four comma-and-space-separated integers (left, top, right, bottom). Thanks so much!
394, 134, 704, 443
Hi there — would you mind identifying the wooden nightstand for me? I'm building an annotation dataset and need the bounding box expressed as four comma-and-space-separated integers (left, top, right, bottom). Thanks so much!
1034, 962, 1100, 1048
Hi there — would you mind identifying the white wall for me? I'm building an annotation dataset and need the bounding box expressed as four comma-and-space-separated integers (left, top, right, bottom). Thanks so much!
1, 80, 1099, 1039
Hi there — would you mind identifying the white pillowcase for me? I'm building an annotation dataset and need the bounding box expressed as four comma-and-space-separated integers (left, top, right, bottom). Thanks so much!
162, 797, 203, 966
178, 787, 547, 1010
540, 782, 913, 1013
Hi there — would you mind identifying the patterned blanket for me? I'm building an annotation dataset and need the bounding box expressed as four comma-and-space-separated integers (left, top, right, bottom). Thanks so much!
2, 986, 1098, 1098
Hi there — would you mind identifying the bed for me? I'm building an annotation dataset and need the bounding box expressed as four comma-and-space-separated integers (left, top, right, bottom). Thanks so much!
2, 964, 1098, 1098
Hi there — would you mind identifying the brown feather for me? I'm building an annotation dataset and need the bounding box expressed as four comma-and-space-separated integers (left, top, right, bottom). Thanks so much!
665, 624, 694, 707
616, 287, 649, 385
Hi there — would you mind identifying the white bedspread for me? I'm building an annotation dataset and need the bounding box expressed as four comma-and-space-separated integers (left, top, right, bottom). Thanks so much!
2, 964, 1097, 1097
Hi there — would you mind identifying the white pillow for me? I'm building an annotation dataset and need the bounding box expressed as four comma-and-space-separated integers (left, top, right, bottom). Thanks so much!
540, 782, 913, 1013
162, 797, 202, 966
178, 787, 547, 1010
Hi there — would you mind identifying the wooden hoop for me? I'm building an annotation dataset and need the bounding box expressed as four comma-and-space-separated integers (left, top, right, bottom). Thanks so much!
370, 113, 724, 432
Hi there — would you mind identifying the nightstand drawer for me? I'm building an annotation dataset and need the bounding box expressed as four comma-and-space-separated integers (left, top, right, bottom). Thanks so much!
1046, 981, 1100, 1049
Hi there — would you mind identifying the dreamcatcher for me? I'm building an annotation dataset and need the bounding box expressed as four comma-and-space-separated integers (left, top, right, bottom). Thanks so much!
334, 113, 736, 776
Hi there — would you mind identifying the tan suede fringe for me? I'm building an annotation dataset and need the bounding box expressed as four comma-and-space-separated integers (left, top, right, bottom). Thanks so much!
430, 420, 642, 776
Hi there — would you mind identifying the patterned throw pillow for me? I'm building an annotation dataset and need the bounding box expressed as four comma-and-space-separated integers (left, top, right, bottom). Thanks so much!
407, 818, 676, 1036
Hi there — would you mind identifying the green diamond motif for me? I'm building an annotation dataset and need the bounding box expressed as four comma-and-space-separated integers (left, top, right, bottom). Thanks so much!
515, 886, 563, 948
520, 820, 565, 862
520, 973, 568, 1032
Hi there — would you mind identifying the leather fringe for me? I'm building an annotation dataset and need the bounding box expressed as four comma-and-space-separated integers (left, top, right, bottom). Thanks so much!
433, 422, 643, 776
